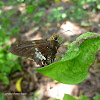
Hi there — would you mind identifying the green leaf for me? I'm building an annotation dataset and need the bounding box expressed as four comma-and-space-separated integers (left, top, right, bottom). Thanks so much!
26, 5, 37, 14
17, 0, 24, 3
93, 94, 100, 100
0, 93, 5, 100
55, 99, 60, 100
97, 4, 100, 9
0, 40, 21, 84
0, 1, 4, 6
80, 95, 89, 100
0, 73, 9, 85
63, 94, 76, 100
38, 0, 48, 6
61, 43, 80, 61
33, 10, 45, 22
35, 32, 100, 84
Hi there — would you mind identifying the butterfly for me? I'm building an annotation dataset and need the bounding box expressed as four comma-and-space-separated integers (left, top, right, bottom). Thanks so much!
9, 34, 60, 67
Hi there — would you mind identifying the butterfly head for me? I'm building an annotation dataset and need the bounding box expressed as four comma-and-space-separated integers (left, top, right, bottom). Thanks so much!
49, 34, 59, 41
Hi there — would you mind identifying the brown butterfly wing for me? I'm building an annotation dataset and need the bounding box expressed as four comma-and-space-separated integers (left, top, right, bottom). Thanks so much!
9, 39, 60, 67
9, 40, 46, 57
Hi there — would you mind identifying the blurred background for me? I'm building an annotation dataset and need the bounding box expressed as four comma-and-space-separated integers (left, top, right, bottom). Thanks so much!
0, 0, 100, 100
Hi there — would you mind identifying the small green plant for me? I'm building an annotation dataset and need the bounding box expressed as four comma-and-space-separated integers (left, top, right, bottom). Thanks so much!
47, 7, 67, 22
72, 0, 100, 12
65, 6, 88, 21
35, 32, 100, 84
0, 93, 5, 100
63, 94, 76, 100
0, 37, 21, 84
93, 94, 100, 100
60, 94, 100, 100
0, 45, 21, 84
26, 4, 37, 14
0, 8, 21, 84
33, 8, 45, 22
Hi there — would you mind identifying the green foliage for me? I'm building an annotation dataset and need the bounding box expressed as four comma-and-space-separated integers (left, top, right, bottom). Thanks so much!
33, 91, 41, 100
33, 8, 45, 22
63, 94, 76, 100
0, 30, 21, 84
24, 0, 48, 6
47, 1, 88, 22
26, 0, 48, 14
1, 0, 98, 24
0, 9, 21, 84
0, 45, 21, 84
26, 5, 37, 14
1, 0, 99, 23
71, 0, 100, 12
97, 4, 100, 9
35, 32, 100, 84
47, 0, 100, 22
57, 94, 100, 100
0, 0, 99, 86
80, 95, 89, 100
48, 7, 67, 22
66, 7, 88, 21
93, 94, 100, 100
38, 0, 48, 6
0, 1, 4, 6
17, 0, 25, 3
11, 26, 20, 36
0, 93, 5, 100
0, 11, 19, 36
0, 73, 9, 85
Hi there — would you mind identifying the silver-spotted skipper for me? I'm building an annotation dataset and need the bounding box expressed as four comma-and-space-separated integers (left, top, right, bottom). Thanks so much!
9, 34, 60, 67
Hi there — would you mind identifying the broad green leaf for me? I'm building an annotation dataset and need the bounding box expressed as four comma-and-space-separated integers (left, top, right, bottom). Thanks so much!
63, 94, 76, 100
35, 32, 100, 84
93, 94, 100, 100
61, 43, 80, 61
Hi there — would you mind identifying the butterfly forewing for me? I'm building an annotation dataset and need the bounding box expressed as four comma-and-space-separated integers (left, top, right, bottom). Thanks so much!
9, 35, 60, 67
9, 41, 35, 57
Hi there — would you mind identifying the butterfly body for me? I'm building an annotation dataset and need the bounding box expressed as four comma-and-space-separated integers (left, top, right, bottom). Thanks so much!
9, 34, 60, 67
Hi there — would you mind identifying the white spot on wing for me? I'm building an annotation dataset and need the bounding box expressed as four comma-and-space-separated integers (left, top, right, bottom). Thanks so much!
35, 48, 39, 51
42, 61, 44, 65
35, 51, 46, 60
